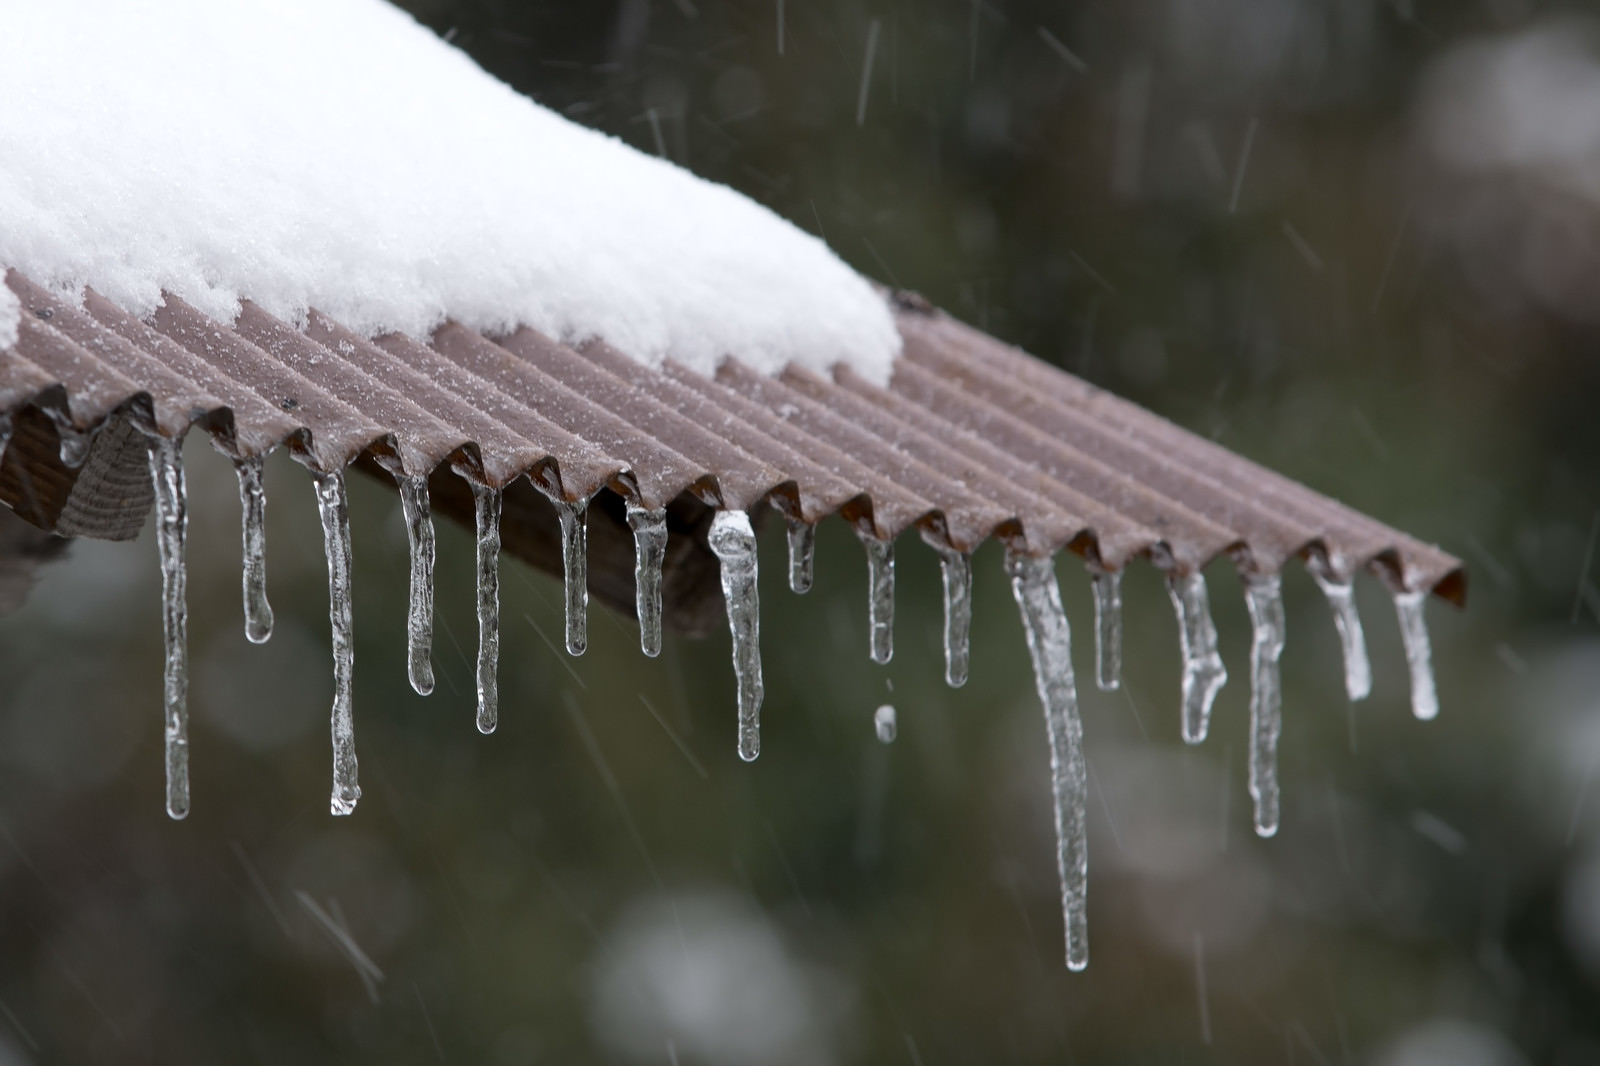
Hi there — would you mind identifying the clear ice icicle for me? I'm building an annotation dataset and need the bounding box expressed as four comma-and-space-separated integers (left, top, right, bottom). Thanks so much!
553, 498, 588, 656
936, 547, 972, 687
1005, 551, 1089, 971
860, 532, 895, 664
1309, 565, 1372, 702
1393, 589, 1439, 721
395, 475, 435, 697
874, 704, 897, 744
472, 482, 502, 735
1166, 571, 1228, 744
315, 472, 361, 816
147, 435, 190, 820
626, 504, 668, 658
786, 517, 815, 594
708, 510, 763, 762
1090, 567, 1123, 692
1243, 575, 1286, 838
234, 455, 274, 644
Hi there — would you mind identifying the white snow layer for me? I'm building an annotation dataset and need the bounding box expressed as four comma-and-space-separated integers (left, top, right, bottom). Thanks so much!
0, 283, 17, 352
0, 0, 899, 382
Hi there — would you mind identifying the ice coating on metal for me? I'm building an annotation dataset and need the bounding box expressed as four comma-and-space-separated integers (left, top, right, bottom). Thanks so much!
874, 704, 897, 744
1394, 589, 1439, 721
553, 498, 589, 657
315, 472, 361, 817
708, 510, 763, 763
148, 434, 190, 820
937, 547, 972, 688
472, 482, 502, 735
1243, 574, 1285, 838
1090, 567, 1123, 692
396, 475, 436, 697
1005, 550, 1089, 972
626, 504, 668, 658
786, 517, 815, 595
1166, 571, 1228, 744
860, 532, 895, 665
1310, 567, 1372, 702
235, 455, 274, 645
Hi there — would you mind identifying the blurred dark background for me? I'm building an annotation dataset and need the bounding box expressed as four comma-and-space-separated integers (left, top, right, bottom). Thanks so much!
2, 0, 1599, 1062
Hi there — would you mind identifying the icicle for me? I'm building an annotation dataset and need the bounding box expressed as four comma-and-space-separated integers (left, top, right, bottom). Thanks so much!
1243, 575, 1286, 838
1309, 565, 1372, 702
786, 517, 815, 594
874, 704, 897, 744
1090, 566, 1123, 692
553, 498, 588, 656
147, 435, 190, 820
0, 413, 12, 457
395, 475, 435, 696
471, 482, 502, 735
708, 510, 763, 762
626, 504, 668, 658
859, 532, 895, 664
1166, 571, 1228, 744
234, 455, 274, 644
314, 472, 361, 817
1005, 550, 1089, 972
1393, 589, 1439, 721
936, 547, 972, 688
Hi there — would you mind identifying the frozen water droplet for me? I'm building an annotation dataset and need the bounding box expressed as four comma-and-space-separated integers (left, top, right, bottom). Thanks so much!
708, 510, 763, 762
147, 435, 189, 820
1309, 565, 1372, 702
314, 472, 361, 817
1090, 566, 1123, 692
786, 517, 815, 594
553, 498, 588, 656
1243, 575, 1286, 838
1393, 589, 1439, 721
471, 482, 502, 735
234, 455, 273, 644
395, 475, 435, 696
936, 547, 972, 687
1005, 550, 1089, 972
874, 704, 897, 743
859, 532, 895, 664
626, 504, 667, 657
1166, 571, 1228, 744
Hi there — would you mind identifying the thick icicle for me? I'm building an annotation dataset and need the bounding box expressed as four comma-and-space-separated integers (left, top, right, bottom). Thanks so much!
1393, 589, 1439, 721
626, 504, 668, 658
708, 510, 763, 762
147, 435, 190, 820
874, 704, 897, 744
1309, 565, 1372, 702
553, 498, 588, 657
860, 532, 895, 664
936, 547, 972, 688
786, 517, 815, 594
1166, 571, 1229, 744
1005, 550, 1089, 972
234, 455, 274, 644
314, 472, 361, 817
395, 475, 436, 697
472, 482, 502, 735
1243, 575, 1286, 838
1090, 566, 1123, 692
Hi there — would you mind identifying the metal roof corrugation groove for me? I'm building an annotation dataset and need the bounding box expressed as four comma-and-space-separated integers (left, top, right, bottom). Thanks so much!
0, 268, 1465, 611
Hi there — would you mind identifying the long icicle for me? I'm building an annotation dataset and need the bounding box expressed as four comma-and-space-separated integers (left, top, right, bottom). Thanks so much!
860, 531, 895, 664
553, 498, 588, 656
1393, 589, 1439, 721
1090, 566, 1123, 692
1243, 574, 1286, 838
314, 471, 361, 817
708, 510, 763, 762
148, 435, 190, 820
235, 455, 274, 644
1005, 550, 1089, 971
471, 482, 502, 735
786, 517, 815, 594
395, 475, 436, 697
1309, 563, 1372, 702
936, 547, 972, 687
626, 504, 668, 657
1166, 571, 1228, 744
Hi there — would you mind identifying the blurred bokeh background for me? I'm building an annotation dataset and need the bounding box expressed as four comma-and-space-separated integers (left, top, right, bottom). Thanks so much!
2, 0, 1599, 1062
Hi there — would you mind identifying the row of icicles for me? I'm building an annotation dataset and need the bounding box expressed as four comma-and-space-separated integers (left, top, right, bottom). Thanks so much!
140, 434, 1440, 973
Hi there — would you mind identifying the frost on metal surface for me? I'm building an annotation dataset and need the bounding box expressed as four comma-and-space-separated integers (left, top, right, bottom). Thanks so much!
785, 517, 815, 595
859, 532, 895, 665
936, 547, 972, 688
553, 497, 589, 657
1394, 589, 1440, 721
1310, 562, 1372, 702
396, 474, 436, 697
626, 504, 668, 658
315, 472, 361, 817
234, 455, 273, 645
147, 434, 189, 820
1166, 571, 1228, 745
874, 704, 897, 744
1005, 550, 1090, 972
1090, 566, 1123, 693
471, 482, 502, 736
708, 510, 763, 763
1243, 574, 1286, 838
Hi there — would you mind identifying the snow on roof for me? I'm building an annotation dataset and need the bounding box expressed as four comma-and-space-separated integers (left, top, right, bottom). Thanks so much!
0, 0, 899, 383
